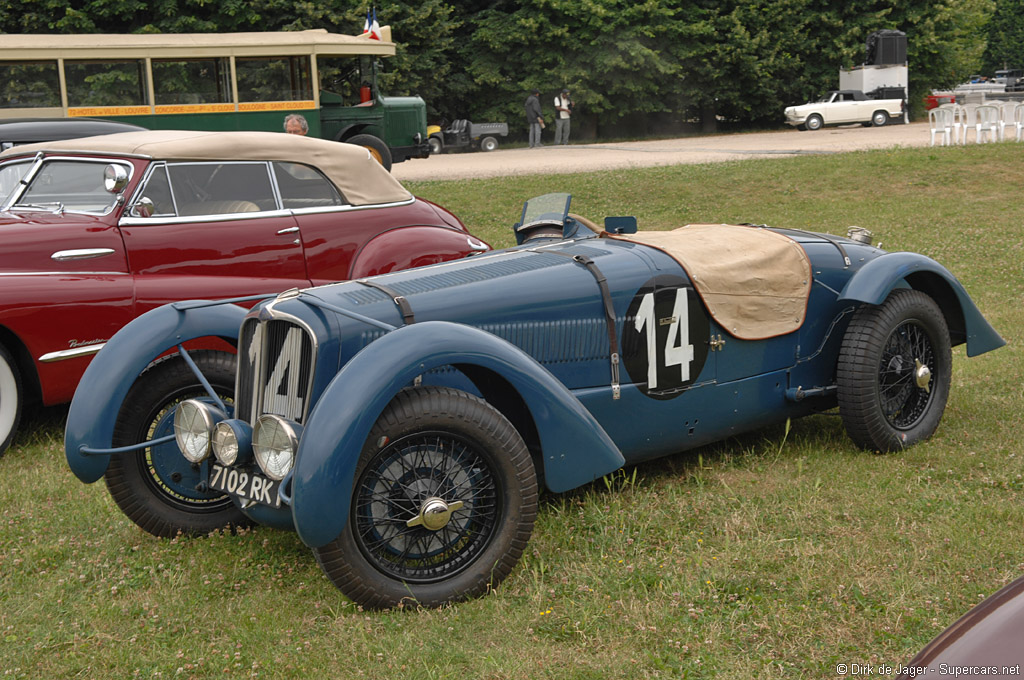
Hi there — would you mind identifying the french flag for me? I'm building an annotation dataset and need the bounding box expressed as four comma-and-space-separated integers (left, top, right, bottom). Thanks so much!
362, 8, 382, 41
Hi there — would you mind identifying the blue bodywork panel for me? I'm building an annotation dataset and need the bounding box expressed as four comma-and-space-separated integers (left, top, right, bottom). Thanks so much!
290, 320, 624, 548
838, 251, 1005, 356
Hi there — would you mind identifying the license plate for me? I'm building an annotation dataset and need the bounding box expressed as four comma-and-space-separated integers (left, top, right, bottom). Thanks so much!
209, 464, 281, 508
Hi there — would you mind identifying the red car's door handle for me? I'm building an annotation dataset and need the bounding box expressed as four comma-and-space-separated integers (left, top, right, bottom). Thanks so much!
51, 248, 116, 261
277, 227, 300, 235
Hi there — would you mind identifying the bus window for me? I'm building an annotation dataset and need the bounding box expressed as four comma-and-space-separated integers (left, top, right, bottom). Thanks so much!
65, 60, 147, 107
235, 56, 312, 102
152, 58, 232, 106
0, 62, 60, 108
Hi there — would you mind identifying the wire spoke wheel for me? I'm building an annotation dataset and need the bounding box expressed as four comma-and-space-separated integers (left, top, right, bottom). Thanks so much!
877, 321, 935, 429
314, 386, 537, 609
105, 351, 249, 537
354, 431, 499, 583
838, 289, 952, 452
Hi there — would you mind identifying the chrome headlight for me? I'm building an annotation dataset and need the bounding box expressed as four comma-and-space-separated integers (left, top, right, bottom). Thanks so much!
212, 420, 253, 466
173, 400, 227, 463
253, 415, 303, 481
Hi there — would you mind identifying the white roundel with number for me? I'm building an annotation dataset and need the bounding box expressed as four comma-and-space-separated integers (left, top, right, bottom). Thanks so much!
621, 276, 710, 399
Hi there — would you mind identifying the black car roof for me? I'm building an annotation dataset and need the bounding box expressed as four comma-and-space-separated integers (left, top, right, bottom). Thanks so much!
0, 118, 147, 145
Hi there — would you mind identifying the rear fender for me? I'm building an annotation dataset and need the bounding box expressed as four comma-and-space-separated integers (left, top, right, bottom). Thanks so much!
838, 252, 1005, 356
350, 226, 489, 278
64, 301, 246, 483
290, 320, 624, 548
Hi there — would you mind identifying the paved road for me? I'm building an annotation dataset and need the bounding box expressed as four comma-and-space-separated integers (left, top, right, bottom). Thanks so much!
392, 121, 934, 182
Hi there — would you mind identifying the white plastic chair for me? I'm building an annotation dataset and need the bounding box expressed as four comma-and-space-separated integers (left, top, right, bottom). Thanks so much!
974, 104, 1000, 143
928, 107, 953, 146
938, 103, 962, 143
997, 102, 1017, 141
1015, 103, 1024, 142
956, 103, 979, 144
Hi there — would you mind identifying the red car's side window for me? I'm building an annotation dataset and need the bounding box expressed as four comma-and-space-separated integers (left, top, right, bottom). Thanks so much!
133, 164, 176, 217
166, 162, 275, 216
272, 162, 345, 209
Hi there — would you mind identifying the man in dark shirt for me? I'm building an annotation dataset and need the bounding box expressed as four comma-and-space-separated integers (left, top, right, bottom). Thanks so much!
525, 89, 544, 148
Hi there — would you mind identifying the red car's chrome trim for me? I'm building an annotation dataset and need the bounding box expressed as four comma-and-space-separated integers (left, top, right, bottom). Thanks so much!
0, 271, 127, 276
39, 344, 106, 363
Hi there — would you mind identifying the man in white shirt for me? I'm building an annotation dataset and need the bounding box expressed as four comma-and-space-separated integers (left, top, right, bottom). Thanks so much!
554, 88, 572, 145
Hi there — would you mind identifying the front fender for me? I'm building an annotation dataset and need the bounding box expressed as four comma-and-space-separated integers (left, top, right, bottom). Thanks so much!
838, 252, 1005, 357
290, 321, 624, 548
64, 301, 246, 484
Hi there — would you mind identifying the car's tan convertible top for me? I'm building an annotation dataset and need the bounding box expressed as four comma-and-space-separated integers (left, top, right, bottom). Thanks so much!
605, 224, 812, 340
0, 130, 412, 206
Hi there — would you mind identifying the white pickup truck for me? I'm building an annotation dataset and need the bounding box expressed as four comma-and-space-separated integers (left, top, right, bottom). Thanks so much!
784, 90, 905, 131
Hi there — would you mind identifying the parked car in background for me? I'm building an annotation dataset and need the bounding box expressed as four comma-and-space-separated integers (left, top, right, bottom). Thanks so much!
428, 120, 509, 154
0, 130, 489, 454
65, 192, 1003, 609
785, 90, 906, 130
0, 117, 146, 151
923, 92, 958, 110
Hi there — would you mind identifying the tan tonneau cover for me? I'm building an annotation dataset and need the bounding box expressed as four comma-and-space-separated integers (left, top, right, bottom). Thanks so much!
607, 224, 811, 340
0, 130, 412, 207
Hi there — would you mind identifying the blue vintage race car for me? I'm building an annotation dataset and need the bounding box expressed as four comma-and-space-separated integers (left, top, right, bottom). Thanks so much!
65, 193, 1004, 609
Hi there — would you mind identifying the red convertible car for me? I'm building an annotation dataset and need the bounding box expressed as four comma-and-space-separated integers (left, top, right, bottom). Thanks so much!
0, 130, 489, 454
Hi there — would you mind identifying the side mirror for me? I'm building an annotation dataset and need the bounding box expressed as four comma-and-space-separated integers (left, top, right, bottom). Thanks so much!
129, 196, 155, 218
103, 164, 129, 193
604, 216, 637, 234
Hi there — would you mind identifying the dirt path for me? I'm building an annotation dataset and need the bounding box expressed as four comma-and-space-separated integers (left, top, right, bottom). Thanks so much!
392, 121, 935, 182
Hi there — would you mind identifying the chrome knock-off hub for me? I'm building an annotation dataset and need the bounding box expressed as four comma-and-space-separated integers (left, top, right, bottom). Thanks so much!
914, 359, 932, 393
406, 497, 465, 531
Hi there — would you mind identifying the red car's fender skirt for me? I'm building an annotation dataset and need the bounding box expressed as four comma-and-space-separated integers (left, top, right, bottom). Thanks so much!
349, 226, 490, 279
64, 300, 248, 484
837, 252, 1005, 357
290, 320, 624, 549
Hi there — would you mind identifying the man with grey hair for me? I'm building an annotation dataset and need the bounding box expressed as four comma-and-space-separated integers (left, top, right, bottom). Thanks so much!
284, 114, 308, 136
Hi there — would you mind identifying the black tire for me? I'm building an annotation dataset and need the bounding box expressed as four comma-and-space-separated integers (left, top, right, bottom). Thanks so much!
105, 351, 249, 538
480, 136, 499, 152
805, 114, 824, 131
837, 289, 952, 452
314, 386, 538, 609
0, 344, 23, 456
428, 136, 443, 155
346, 133, 393, 172
871, 110, 889, 127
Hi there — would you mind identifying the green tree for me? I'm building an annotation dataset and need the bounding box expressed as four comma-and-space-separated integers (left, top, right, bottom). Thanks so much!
983, 0, 1024, 73
0, 0, 999, 133
460, 0, 680, 138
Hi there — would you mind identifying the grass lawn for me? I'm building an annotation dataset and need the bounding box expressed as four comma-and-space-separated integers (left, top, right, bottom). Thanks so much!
1, 143, 1021, 679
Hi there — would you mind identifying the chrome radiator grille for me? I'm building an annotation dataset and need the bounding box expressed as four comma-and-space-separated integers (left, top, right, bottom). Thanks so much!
235, 317, 315, 425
